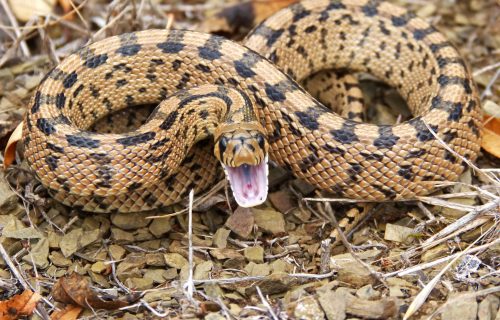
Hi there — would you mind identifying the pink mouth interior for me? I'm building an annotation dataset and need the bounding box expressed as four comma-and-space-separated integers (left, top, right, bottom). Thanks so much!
225, 158, 268, 207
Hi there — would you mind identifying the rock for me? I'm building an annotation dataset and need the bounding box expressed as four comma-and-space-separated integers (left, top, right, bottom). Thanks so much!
110, 227, 134, 243
478, 295, 499, 320
225, 207, 254, 238
318, 290, 346, 320
268, 190, 295, 213
109, 244, 126, 260
252, 208, 285, 235
144, 269, 169, 284
194, 261, 214, 280
143, 288, 176, 303
125, 277, 154, 290
384, 223, 415, 243
336, 261, 377, 288
111, 212, 151, 230
91, 261, 109, 274
59, 228, 83, 257
356, 284, 380, 300
270, 259, 291, 274
22, 238, 49, 268
116, 254, 146, 280
164, 253, 188, 269
3, 218, 42, 239
210, 248, 243, 260
291, 179, 316, 195
0, 173, 18, 213
149, 218, 171, 238
337, 288, 397, 319
49, 251, 72, 267
212, 228, 231, 249
441, 294, 478, 320
146, 253, 166, 266
244, 246, 264, 263
294, 295, 325, 320
268, 166, 290, 189
244, 262, 270, 276
47, 231, 62, 248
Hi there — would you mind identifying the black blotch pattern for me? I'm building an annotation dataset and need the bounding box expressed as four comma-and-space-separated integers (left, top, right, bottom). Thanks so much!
326, 2, 346, 10
198, 37, 223, 60
360, 151, 383, 161
31, 91, 41, 113
437, 75, 472, 94
46, 155, 59, 170
116, 132, 156, 146
448, 102, 463, 121
468, 119, 480, 136
413, 27, 435, 40
66, 134, 100, 148
361, 1, 378, 16
295, 107, 324, 131
444, 150, 457, 163
331, 122, 359, 144
406, 149, 426, 158
37, 118, 57, 135
265, 83, 286, 102
411, 118, 438, 142
46, 142, 64, 153
291, 4, 311, 22
391, 12, 415, 26
63, 71, 78, 88
84, 53, 108, 68
128, 182, 143, 191
116, 44, 141, 56
116, 79, 128, 87
160, 110, 179, 131
304, 25, 317, 33
196, 64, 211, 73
72, 84, 84, 98
398, 165, 415, 180
373, 126, 400, 149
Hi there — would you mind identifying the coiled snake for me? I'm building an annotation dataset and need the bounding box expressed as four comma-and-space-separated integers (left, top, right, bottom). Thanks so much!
24, 0, 482, 213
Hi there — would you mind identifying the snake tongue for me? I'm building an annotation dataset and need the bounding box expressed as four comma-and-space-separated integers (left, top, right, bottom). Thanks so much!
224, 156, 268, 207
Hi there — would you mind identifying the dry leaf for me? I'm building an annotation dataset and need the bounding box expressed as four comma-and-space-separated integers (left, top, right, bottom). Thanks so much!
52, 273, 141, 310
50, 305, 83, 320
0, 290, 42, 319
3, 122, 22, 169
482, 116, 500, 158
7, 0, 56, 22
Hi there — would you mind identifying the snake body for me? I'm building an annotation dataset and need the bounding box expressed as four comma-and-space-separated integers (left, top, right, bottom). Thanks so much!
24, 0, 481, 213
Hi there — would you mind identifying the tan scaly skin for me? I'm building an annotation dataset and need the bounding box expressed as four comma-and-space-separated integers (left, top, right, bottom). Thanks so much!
24, 0, 481, 221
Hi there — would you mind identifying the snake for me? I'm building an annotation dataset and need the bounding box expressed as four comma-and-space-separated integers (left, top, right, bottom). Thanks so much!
23, 0, 482, 214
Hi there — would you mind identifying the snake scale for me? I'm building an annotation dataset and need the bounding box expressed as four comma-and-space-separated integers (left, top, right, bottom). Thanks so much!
24, 0, 482, 213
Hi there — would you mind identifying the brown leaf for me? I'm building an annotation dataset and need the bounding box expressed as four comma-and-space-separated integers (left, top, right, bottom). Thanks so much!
482, 116, 500, 158
50, 305, 83, 320
3, 122, 22, 169
52, 273, 141, 310
0, 290, 41, 319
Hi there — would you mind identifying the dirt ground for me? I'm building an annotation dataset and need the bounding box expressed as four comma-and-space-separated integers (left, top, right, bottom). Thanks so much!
0, 0, 498, 319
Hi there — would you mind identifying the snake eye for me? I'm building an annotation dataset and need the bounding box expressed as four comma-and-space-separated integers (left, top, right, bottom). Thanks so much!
219, 136, 228, 152
256, 134, 265, 150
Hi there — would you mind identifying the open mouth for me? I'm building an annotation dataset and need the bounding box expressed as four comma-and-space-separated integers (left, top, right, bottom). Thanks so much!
223, 156, 268, 207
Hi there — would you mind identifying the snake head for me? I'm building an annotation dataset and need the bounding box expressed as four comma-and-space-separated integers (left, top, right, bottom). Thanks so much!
214, 124, 269, 207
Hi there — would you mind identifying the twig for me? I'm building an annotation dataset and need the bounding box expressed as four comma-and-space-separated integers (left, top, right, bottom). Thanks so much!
0, 0, 30, 57
256, 286, 279, 320
182, 189, 196, 305
192, 270, 336, 285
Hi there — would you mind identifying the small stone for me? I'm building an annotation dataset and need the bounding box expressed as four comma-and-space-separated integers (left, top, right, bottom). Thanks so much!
59, 228, 83, 257
194, 261, 214, 280
89, 272, 110, 288
318, 290, 346, 320
210, 248, 243, 260
336, 261, 377, 288
270, 259, 291, 274
356, 284, 380, 300
109, 244, 126, 260
148, 218, 171, 238
47, 231, 62, 248
164, 253, 188, 269
389, 286, 406, 298
0, 172, 18, 212
146, 253, 166, 266
49, 251, 72, 267
125, 277, 154, 290
163, 268, 178, 280
478, 294, 499, 320
291, 179, 316, 195
225, 207, 254, 238
252, 208, 285, 235
294, 295, 325, 320
116, 254, 146, 279
441, 294, 478, 320
244, 262, 270, 276
91, 261, 109, 274
268, 190, 295, 213
384, 223, 415, 243
111, 212, 151, 230
212, 228, 231, 249
3, 218, 42, 239
135, 227, 155, 241
111, 227, 134, 243
144, 269, 168, 284
22, 238, 49, 268
441, 198, 477, 218
244, 246, 264, 263
268, 166, 290, 189
143, 288, 176, 303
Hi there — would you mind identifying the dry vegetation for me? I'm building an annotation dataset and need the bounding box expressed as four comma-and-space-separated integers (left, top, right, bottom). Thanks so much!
0, 0, 499, 319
